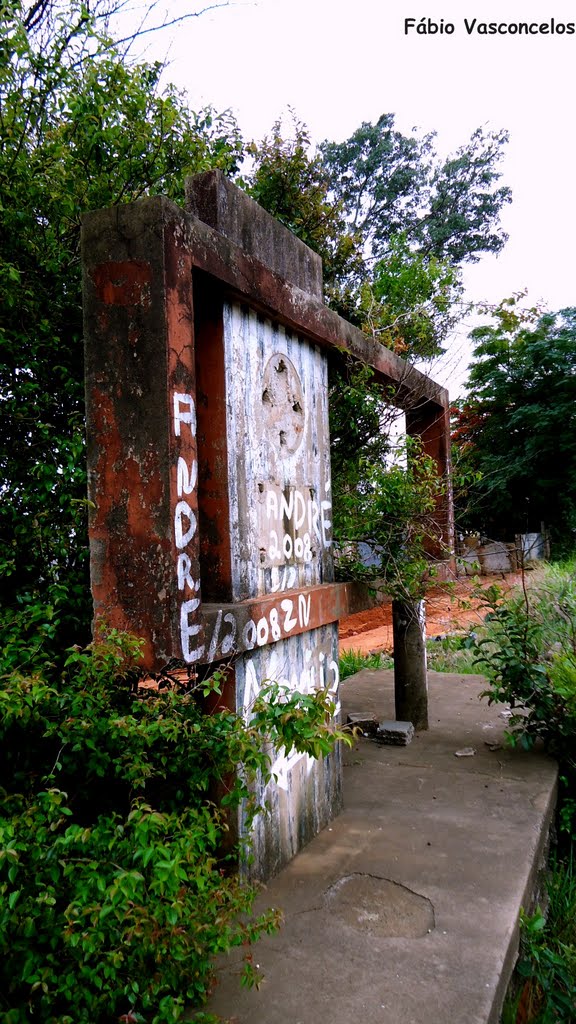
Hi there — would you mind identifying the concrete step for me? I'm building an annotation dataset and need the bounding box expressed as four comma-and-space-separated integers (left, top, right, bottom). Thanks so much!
197, 669, 558, 1024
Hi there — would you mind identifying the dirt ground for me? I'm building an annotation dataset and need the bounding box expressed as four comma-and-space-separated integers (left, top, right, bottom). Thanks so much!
338, 571, 528, 655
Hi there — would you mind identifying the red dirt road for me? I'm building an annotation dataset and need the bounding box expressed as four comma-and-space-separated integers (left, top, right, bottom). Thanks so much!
338, 572, 527, 655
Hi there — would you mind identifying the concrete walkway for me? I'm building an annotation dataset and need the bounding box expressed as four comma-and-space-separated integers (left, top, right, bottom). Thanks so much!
201, 669, 558, 1024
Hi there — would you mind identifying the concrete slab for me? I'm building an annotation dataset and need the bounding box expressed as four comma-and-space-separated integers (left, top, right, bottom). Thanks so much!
194, 670, 558, 1024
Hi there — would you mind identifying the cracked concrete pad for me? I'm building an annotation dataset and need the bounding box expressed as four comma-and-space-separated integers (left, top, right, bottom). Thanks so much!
324, 873, 434, 937
198, 671, 558, 1024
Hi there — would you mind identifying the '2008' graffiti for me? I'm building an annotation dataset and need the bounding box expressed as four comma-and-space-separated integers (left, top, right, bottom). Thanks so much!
261, 483, 332, 565
172, 392, 205, 664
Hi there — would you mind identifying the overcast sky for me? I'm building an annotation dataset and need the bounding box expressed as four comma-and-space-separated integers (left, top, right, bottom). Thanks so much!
131, 0, 576, 393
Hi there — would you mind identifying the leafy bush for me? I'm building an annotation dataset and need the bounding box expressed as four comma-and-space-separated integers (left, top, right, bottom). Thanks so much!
506, 859, 576, 1024
333, 433, 447, 602
0, 631, 348, 1023
0, 0, 244, 668
475, 564, 576, 1021
474, 569, 576, 759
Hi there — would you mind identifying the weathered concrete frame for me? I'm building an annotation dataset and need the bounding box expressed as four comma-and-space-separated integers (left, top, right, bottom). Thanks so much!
82, 172, 453, 672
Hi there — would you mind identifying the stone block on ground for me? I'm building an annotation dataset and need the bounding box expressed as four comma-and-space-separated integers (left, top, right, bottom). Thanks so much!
375, 720, 415, 746
346, 712, 379, 737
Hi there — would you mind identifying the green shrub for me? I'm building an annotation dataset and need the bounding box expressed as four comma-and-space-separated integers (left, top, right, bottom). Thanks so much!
426, 632, 479, 674
0, 631, 348, 1023
508, 859, 576, 1024
474, 572, 576, 759
472, 564, 576, 1021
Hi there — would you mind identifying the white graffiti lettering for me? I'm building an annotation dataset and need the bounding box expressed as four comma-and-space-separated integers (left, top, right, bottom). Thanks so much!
269, 564, 298, 593
172, 390, 203, 665
180, 596, 205, 663
262, 483, 332, 564
173, 393, 196, 437
174, 500, 197, 549
177, 552, 194, 591
177, 456, 197, 496
203, 590, 320, 661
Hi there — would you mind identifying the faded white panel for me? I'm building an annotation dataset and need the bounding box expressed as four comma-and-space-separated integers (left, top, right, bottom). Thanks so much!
222, 300, 341, 879
223, 302, 333, 601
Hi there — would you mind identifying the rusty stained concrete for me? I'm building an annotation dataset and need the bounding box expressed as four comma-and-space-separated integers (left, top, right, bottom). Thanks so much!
236, 626, 342, 880
83, 206, 202, 668
201, 581, 355, 662
185, 170, 323, 300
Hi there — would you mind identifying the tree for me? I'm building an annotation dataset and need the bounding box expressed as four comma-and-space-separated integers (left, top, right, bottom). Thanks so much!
321, 116, 511, 267
0, 0, 244, 666
367, 234, 463, 357
248, 113, 510, 358
320, 114, 436, 259
320, 116, 510, 354
452, 301, 576, 546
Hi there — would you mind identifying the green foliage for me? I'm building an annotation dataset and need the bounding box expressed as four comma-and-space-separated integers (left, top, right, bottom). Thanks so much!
319, 116, 510, 348
452, 301, 576, 542
244, 112, 363, 294
476, 563, 576, 1020
321, 118, 511, 268
248, 113, 510, 357
251, 681, 352, 761
511, 860, 576, 1024
320, 114, 435, 255
475, 570, 576, 759
333, 430, 446, 602
473, 562, 576, 913
328, 358, 395, 486
421, 126, 512, 265
327, 350, 448, 606
0, 631, 348, 1022
338, 649, 387, 680
369, 234, 464, 357
0, 0, 244, 667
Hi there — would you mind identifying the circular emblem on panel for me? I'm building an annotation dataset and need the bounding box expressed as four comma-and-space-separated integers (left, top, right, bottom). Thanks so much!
261, 353, 305, 456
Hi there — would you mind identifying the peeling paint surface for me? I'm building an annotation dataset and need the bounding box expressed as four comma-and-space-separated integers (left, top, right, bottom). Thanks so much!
220, 301, 341, 877
223, 302, 333, 600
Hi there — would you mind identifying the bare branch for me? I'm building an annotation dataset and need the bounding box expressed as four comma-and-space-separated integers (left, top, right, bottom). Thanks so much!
110, 2, 231, 51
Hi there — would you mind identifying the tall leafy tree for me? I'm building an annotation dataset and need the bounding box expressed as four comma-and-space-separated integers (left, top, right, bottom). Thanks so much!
321, 116, 511, 267
452, 301, 576, 544
0, 0, 243, 663
321, 116, 510, 354
248, 113, 510, 357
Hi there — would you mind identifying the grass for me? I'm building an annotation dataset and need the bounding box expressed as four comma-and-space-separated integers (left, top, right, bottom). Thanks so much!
338, 648, 390, 680
425, 631, 482, 674
340, 632, 482, 679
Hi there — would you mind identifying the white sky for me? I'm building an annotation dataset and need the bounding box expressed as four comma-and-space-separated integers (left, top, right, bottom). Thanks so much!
130, 0, 576, 394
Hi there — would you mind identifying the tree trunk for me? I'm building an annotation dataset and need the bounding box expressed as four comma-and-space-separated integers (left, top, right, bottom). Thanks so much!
392, 599, 429, 730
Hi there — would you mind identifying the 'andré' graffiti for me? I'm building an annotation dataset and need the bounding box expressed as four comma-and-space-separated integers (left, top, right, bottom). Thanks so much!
172, 392, 205, 665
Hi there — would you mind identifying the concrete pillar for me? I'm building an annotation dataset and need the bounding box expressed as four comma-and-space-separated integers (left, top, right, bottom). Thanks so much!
82, 198, 203, 670
392, 599, 429, 731
405, 399, 454, 563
